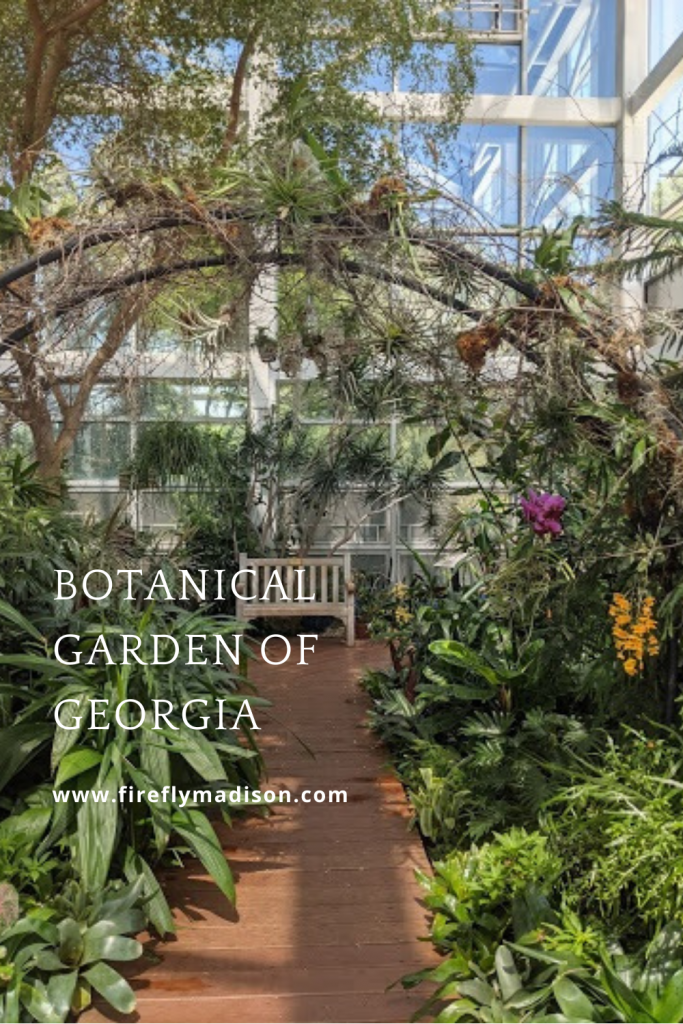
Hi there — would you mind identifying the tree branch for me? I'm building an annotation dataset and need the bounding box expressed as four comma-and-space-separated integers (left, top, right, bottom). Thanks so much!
50, 0, 108, 34
222, 24, 262, 153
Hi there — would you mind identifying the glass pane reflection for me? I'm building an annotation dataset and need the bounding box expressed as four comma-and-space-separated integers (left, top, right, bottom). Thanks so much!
402, 124, 520, 228
526, 0, 616, 97
650, 0, 683, 70
526, 127, 615, 226
649, 77, 683, 214
475, 43, 520, 94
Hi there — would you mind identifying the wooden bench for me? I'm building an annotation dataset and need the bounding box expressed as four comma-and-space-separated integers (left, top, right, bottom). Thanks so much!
235, 553, 355, 646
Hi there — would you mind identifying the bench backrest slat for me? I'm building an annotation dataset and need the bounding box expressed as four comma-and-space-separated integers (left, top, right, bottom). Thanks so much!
236, 552, 355, 646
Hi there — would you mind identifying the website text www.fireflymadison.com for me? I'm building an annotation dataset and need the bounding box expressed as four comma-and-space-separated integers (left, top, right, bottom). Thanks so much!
52, 785, 347, 808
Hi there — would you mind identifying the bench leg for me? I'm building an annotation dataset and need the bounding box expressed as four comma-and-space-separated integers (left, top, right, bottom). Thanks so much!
346, 607, 355, 646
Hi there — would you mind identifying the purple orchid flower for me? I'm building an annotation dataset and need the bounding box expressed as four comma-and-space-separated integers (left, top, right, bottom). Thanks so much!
520, 489, 566, 537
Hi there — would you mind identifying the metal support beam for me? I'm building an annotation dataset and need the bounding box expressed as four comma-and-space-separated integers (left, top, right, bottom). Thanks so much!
629, 28, 683, 119
617, 0, 649, 312
365, 91, 621, 127
246, 55, 279, 430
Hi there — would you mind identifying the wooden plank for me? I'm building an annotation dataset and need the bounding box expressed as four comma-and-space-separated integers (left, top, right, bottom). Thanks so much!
245, 557, 345, 567
84, 991, 429, 1024
82, 641, 437, 1024
240, 603, 346, 617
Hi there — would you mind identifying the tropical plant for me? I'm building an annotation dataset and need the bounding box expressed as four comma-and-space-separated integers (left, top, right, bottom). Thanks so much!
543, 730, 683, 936
0, 878, 146, 1023
414, 921, 683, 1024
416, 829, 561, 964
0, 598, 265, 934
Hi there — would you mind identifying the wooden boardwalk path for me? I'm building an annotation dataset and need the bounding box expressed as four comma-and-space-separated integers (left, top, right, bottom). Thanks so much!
86, 640, 436, 1023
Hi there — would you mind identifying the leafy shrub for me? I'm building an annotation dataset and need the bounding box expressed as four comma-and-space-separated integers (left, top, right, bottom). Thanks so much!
544, 731, 683, 936
0, 878, 146, 1023
0, 456, 268, 1021
416, 828, 561, 965
412, 921, 683, 1023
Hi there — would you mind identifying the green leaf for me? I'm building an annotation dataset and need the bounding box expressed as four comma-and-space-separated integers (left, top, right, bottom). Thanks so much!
495, 945, 522, 1002
96, 875, 146, 921
164, 727, 228, 782
51, 693, 89, 772
141, 728, 172, 855
457, 978, 494, 1005
632, 437, 648, 472
430, 640, 502, 687
124, 849, 175, 938
83, 962, 136, 1015
553, 976, 596, 1022
600, 957, 657, 1023
75, 766, 120, 894
0, 599, 45, 642
0, 723, 53, 792
653, 968, 683, 1023
58, 918, 84, 966
0, 653, 71, 674
81, 932, 142, 966
55, 748, 102, 787
46, 971, 78, 1022
34, 950, 68, 972
433, 451, 462, 474
0, 805, 50, 846
172, 807, 235, 902
18, 979, 62, 1024
427, 426, 453, 459
448, 683, 496, 701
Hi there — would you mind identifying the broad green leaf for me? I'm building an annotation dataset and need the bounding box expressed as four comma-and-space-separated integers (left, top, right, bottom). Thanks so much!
55, 747, 102, 787
83, 962, 136, 1015
81, 933, 142, 965
123, 849, 175, 937
51, 693, 89, 771
46, 971, 78, 1022
600, 957, 657, 1023
553, 976, 596, 1022
496, 944, 522, 1002
34, 950, 67, 972
96, 875, 146, 922
163, 726, 228, 782
172, 807, 235, 903
430, 640, 505, 687
0, 805, 50, 846
70, 977, 91, 1015
427, 426, 452, 459
74, 766, 120, 894
58, 917, 84, 966
18, 980, 61, 1024
653, 968, 683, 1023
0, 599, 45, 642
457, 978, 494, 1004
0, 723, 53, 792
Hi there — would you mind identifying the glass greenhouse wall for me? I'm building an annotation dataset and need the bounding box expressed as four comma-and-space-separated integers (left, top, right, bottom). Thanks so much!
8, 0, 683, 579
